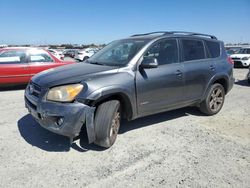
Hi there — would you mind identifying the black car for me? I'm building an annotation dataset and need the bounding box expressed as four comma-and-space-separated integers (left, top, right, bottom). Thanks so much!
63, 49, 78, 58
25, 31, 234, 148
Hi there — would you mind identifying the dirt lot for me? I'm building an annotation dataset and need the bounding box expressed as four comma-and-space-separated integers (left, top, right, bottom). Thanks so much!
0, 68, 249, 187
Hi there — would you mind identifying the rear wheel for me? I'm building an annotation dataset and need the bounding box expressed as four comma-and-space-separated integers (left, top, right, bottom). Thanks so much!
200, 83, 225, 115
94, 100, 121, 148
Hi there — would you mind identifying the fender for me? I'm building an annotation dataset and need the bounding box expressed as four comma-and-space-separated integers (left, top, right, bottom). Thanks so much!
86, 85, 137, 120
201, 73, 230, 101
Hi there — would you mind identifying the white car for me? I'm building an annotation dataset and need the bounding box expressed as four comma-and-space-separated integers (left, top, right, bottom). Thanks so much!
75, 48, 99, 61
48, 49, 64, 60
230, 47, 250, 67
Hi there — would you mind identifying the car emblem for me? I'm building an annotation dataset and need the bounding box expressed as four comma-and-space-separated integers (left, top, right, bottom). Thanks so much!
29, 85, 34, 94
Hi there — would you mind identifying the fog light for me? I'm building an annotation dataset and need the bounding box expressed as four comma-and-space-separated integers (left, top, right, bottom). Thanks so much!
55, 117, 64, 126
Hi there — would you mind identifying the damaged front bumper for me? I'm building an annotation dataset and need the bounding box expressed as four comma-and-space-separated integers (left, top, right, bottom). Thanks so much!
25, 88, 96, 143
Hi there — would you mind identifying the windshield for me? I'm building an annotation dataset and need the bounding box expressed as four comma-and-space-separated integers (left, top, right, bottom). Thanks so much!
87, 39, 149, 66
237, 48, 250, 54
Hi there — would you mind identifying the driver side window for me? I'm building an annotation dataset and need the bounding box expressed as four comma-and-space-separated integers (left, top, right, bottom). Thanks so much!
0, 50, 27, 64
144, 39, 178, 65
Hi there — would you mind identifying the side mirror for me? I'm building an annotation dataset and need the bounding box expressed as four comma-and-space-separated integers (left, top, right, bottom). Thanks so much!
140, 57, 158, 68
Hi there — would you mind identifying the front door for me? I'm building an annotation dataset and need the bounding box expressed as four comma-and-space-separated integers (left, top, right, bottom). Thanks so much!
0, 50, 30, 84
136, 39, 184, 116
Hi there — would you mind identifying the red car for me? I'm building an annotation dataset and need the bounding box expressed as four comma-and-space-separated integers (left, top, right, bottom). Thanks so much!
0, 47, 75, 86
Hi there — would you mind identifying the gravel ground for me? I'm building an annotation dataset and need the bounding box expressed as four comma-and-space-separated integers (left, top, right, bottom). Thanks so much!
0, 68, 249, 188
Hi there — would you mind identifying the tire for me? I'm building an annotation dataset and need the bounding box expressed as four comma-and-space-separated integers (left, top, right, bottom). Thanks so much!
200, 83, 225, 116
247, 72, 250, 84
83, 56, 89, 61
94, 100, 121, 148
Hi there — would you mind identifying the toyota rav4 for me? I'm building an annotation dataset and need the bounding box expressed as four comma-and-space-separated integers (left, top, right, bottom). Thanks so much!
25, 31, 234, 148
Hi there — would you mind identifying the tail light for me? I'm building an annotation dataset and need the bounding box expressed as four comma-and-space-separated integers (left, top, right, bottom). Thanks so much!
227, 57, 234, 65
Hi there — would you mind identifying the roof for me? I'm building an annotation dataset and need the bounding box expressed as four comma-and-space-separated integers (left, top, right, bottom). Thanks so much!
0, 47, 44, 51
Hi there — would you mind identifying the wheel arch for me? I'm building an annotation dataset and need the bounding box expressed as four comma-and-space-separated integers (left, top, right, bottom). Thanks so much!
86, 88, 135, 120
202, 74, 230, 101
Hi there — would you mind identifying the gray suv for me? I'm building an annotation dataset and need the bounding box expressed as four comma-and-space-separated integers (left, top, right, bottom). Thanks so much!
25, 31, 234, 148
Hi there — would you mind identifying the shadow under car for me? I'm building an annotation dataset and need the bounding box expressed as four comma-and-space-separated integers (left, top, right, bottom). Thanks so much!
18, 107, 204, 152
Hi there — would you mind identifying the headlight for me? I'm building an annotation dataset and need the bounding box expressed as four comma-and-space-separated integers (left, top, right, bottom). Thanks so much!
47, 84, 83, 102
242, 57, 250, 60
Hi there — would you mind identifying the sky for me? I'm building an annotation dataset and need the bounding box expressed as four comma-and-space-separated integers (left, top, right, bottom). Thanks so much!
0, 0, 249, 45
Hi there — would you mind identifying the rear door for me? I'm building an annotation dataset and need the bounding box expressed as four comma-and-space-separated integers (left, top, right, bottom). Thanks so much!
136, 39, 185, 116
0, 50, 30, 85
180, 39, 215, 102
27, 49, 67, 77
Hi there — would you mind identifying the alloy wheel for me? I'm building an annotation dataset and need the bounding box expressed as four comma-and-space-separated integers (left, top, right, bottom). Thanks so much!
209, 87, 224, 112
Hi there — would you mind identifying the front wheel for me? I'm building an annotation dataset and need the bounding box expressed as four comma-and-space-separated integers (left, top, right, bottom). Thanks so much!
247, 72, 250, 84
94, 100, 121, 148
82, 56, 89, 61
200, 83, 225, 115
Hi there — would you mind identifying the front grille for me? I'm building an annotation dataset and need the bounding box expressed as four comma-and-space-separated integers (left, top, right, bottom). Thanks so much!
33, 83, 41, 92
29, 82, 42, 98
233, 61, 242, 67
232, 57, 241, 60
25, 96, 37, 110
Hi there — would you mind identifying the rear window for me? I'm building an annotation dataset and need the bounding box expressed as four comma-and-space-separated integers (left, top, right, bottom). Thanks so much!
206, 41, 220, 58
28, 50, 54, 63
182, 39, 205, 61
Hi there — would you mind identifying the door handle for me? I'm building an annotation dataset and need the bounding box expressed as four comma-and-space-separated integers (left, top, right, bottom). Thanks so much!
210, 65, 215, 71
175, 70, 182, 77
22, 65, 29, 69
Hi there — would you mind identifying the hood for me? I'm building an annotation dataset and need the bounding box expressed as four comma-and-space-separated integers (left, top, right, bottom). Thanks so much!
230, 54, 250, 58
32, 62, 118, 88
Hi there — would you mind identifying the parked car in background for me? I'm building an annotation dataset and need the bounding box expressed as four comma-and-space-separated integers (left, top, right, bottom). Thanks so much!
75, 48, 99, 61
25, 31, 234, 148
0, 47, 75, 86
48, 49, 64, 60
63, 49, 78, 58
230, 47, 250, 67
226, 49, 236, 55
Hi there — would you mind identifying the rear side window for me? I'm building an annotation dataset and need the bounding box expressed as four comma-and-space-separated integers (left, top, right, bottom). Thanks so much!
206, 41, 220, 58
29, 50, 54, 63
0, 50, 26, 64
182, 39, 205, 61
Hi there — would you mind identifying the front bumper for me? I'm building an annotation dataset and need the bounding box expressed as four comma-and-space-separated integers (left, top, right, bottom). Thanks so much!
74, 55, 83, 61
25, 87, 96, 142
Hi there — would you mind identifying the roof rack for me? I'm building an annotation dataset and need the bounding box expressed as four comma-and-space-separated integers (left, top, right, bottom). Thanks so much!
131, 31, 217, 40
131, 31, 172, 37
